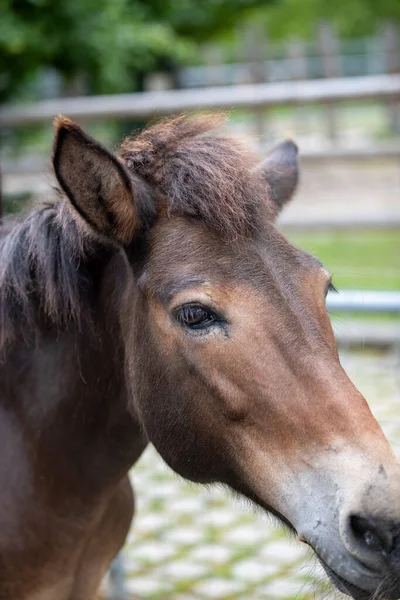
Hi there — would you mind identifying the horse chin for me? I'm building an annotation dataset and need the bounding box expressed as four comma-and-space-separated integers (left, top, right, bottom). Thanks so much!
318, 559, 400, 600
320, 562, 372, 600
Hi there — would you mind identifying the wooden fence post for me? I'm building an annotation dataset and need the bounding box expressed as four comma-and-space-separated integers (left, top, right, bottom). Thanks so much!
288, 39, 309, 138
202, 44, 225, 87
318, 21, 341, 144
288, 39, 308, 81
242, 22, 269, 140
381, 21, 400, 135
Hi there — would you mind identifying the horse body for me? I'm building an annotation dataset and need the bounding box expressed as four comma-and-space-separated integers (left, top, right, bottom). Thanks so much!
0, 114, 399, 599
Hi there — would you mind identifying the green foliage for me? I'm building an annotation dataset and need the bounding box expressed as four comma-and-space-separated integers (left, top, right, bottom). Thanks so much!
251, 0, 400, 40
0, 0, 268, 101
3, 0, 398, 101
288, 229, 400, 291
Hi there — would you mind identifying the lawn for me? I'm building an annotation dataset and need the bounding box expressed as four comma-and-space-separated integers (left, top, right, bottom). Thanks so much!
286, 228, 400, 292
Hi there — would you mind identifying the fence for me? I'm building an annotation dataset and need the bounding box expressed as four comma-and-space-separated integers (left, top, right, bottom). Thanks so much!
1, 73, 400, 127
1, 73, 400, 227
1, 74, 399, 313
326, 290, 400, 313
174, 22, 400, 89
326, 292, 400, 348
1, 73, 400, 156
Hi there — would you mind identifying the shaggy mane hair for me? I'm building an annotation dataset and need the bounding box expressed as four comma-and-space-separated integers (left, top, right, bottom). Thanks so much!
0, 114, 269, 350
120, 114, 270, 239
0, 203, 93, 350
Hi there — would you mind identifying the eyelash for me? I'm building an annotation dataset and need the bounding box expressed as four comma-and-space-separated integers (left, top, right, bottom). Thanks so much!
327, 281, 338, 295
175, 304, 224, 330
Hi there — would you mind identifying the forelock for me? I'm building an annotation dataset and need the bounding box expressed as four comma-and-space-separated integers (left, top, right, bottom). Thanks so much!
119, 115, 271, 239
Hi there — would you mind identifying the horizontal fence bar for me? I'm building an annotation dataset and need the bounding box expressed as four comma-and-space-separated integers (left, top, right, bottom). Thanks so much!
3, 144, 400, 176
1, 74, 400, 127
279, 216, 400, 230
326, 290, 400, 313
296, 145, 400, 161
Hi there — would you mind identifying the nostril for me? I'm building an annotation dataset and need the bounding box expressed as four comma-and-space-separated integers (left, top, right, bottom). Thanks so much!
350, 516, 395, 556
394, 535, 400, 557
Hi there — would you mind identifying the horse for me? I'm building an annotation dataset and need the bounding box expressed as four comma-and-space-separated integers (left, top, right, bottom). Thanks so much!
0, 113, 399, 600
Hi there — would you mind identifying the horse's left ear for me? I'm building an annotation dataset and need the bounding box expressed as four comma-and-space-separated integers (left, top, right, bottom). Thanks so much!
53, 116, 154, 243
255, 140, 299, 214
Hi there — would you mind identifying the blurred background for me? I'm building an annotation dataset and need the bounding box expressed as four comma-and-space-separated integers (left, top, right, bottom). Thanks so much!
1, 1, 399, 599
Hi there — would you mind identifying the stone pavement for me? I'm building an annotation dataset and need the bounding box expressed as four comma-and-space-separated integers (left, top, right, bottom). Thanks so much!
101, 349, 400, 600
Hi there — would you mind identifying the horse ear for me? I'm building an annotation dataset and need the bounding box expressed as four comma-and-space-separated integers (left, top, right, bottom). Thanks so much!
53, 116, 153, 243
256, 140, 299, 214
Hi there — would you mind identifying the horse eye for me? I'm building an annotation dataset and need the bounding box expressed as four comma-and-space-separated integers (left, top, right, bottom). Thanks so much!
175, 304, 219, 330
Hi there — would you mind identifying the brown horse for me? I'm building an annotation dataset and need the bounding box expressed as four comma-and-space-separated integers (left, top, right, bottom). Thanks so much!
0, 114, 399, 600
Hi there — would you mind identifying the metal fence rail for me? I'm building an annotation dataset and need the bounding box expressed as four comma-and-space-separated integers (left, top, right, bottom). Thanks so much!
326, 290, 400, 313
326, 291, 400, 348
1, 74, 400, 127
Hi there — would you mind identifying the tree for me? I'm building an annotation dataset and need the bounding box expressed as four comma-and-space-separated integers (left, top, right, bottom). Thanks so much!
0, 0, 270, 102
250, 0, 400, 40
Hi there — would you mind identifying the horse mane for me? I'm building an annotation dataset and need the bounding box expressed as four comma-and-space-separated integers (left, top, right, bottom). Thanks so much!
0, 202, 93, 350
120, 114, 270, 239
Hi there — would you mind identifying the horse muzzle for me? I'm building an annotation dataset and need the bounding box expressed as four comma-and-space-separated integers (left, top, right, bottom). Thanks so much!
291, 461, 400, 600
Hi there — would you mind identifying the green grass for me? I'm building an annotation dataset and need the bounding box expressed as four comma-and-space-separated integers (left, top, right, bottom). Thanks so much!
286, 228, 400, 291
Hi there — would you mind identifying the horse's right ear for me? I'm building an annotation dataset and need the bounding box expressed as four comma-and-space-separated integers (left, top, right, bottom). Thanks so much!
53, 116, 154, 243
255, 139, 299, 216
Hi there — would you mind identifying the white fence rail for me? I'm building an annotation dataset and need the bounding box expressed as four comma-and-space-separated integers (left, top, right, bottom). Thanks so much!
326, 290, 400, 313
327, 291, 400, 348
1, 74, 400, 127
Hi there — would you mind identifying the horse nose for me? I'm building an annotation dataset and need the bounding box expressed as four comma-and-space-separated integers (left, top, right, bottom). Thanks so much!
344, 515, 400, 567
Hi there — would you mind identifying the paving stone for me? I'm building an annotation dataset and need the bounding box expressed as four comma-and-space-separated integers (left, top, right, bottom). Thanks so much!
224, 523, 269, 544
129, 513, 170, 536
190, 543, 234, 563
164, 527, 205, 545
193, 578, 246, 597
157, 560, 209, 579
259, 540, 307, 563
136, 481, 180, 500
167, 496, 206, 514
125, 577, 172, 595
232, 558, 278, 581
259, 578, 312, 598
127, 541, 177, 563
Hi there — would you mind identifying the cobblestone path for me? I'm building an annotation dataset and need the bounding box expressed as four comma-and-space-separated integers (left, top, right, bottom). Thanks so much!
103, 349, 400, 600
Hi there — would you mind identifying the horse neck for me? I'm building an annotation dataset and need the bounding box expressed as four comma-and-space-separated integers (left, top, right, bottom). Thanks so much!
0, 251, 146, 499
